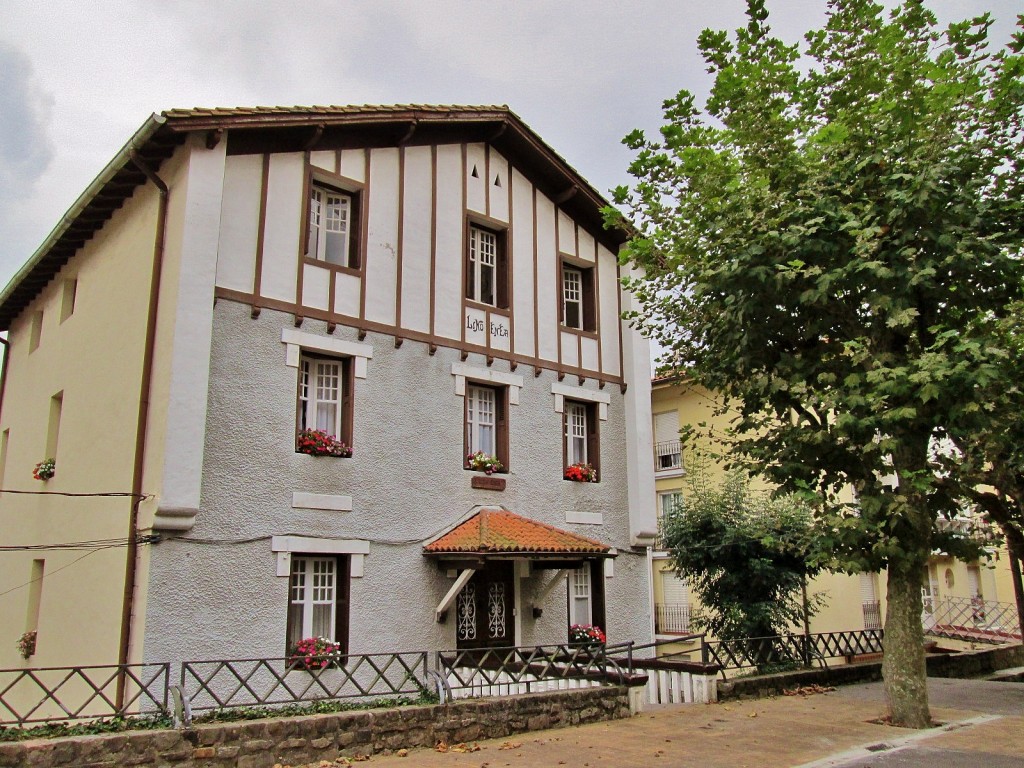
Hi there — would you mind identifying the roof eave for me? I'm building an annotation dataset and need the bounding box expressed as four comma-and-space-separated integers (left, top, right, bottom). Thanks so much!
0, 113, 172, 330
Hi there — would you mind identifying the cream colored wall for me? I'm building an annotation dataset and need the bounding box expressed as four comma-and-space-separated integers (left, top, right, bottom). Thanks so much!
648, 378, 1019, 643
0, 179, 167, 670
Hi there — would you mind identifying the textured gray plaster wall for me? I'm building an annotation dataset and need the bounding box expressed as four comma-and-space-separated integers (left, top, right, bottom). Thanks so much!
142, 300, 650, 663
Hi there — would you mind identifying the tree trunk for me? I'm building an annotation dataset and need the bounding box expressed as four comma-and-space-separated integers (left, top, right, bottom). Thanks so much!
882, 560, 931, 728
1003, 524, 1024, 640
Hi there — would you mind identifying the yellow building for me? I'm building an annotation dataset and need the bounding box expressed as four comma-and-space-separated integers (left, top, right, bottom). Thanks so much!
650, 375, 1019, 651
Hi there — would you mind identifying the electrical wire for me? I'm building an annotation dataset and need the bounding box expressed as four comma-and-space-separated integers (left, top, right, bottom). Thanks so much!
0, 489, 151, 499
0, 535, 160, 552
0, 547, 109, 599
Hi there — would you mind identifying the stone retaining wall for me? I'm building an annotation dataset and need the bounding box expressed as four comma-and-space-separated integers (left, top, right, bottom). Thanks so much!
718, 642, 1024, 700
0, 686, 631, 768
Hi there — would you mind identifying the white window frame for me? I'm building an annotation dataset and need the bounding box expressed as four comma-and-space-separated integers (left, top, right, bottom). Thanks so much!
466, 384, 497, 456
566, 401, 588, 465
309, 184, 353, 267
288, 555, 337, 642
299, 354, 343, 437
562, 266, 583, 329
658, 491, 682, 518
569, 566, 592, 626
468, 226, 497, 306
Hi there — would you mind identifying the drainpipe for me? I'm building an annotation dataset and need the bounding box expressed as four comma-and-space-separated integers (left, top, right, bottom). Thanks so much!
116, 147, 169, 705
0, 336, 9, 429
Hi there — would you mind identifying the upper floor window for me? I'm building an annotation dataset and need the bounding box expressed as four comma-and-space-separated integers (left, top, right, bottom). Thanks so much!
466, 224, 508, 308
564, 400, 599, 480
60, 279, 78, 323
566, 402, 588, 465
29, 310, 43, 353
298, 354, 353, 449
560, 261, 596, 331
307, 182, 360, 269
465, 383, 508, 470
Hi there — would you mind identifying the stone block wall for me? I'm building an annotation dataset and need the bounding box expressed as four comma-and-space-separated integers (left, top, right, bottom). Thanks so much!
0, 687, 631, 768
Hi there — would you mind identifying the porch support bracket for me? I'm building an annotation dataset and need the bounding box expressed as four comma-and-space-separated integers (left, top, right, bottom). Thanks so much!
530, 569, 568, 618
436, 568, 476, 623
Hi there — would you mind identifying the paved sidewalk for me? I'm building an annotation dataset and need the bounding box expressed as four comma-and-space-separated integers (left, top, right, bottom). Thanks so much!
346, 678, 1023, 768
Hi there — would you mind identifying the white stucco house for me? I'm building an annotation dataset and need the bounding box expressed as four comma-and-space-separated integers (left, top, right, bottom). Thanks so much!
0, 105, 657, 669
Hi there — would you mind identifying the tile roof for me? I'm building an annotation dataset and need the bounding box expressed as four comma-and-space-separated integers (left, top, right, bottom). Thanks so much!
162, 104, 508, 120
424, 508, 611, 556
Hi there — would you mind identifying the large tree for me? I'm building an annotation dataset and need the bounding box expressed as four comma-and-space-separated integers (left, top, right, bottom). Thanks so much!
611, 0, 1024, 727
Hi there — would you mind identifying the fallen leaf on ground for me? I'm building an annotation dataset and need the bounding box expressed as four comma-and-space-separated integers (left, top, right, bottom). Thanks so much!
783, 684, 836, 697
498, 742, 522, 751
396, 749, 408, 758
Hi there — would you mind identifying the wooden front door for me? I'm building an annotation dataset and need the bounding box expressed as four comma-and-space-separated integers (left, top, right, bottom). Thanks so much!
456, 561, 515, 649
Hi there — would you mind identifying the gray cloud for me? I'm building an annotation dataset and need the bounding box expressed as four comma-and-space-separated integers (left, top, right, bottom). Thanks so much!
0, 40, 54, 195
0, 0, 1019, 289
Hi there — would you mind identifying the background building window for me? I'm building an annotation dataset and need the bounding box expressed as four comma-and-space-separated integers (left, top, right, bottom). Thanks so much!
466, 224, 508, 308
287, 554, 350, 655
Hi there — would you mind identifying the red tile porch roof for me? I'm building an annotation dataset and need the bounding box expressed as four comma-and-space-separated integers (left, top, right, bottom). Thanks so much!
424, 508, 612, 557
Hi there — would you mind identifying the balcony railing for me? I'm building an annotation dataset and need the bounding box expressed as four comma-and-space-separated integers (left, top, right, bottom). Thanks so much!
654, 440, 683, 471
862, 601, 882, 630
654, 604, 692, 635
925, 597, 1021, 644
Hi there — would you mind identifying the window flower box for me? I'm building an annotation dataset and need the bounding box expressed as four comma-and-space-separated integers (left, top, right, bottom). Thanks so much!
466, 451, 503, 475
568, 623, 606, 650
296, 429, 352, 458
564, 463, 597, 482
18, 631, 37, 660
287, 636, 341, 671
33, 458, 55, 481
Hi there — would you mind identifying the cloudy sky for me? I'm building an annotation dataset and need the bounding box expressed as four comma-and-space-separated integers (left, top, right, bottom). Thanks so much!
1, 0, 1020, 292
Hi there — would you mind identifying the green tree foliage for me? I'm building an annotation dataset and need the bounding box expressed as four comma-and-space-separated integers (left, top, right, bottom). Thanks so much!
662, 467, 822, 642
611, 0, 1024, 727
940, 304, 1024, 637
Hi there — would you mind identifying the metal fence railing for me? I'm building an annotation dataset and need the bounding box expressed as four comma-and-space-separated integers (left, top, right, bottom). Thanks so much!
438, 643, 620, 699
180, 651, 430, 713
655, 604, 693, 635
926, 597, 1021, 644
701, 630, 885, 679
0, 663, 169, 727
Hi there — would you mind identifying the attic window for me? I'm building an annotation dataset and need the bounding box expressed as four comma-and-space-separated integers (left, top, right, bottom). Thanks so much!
471, 165, 479, 178
493, 174, 502, 187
